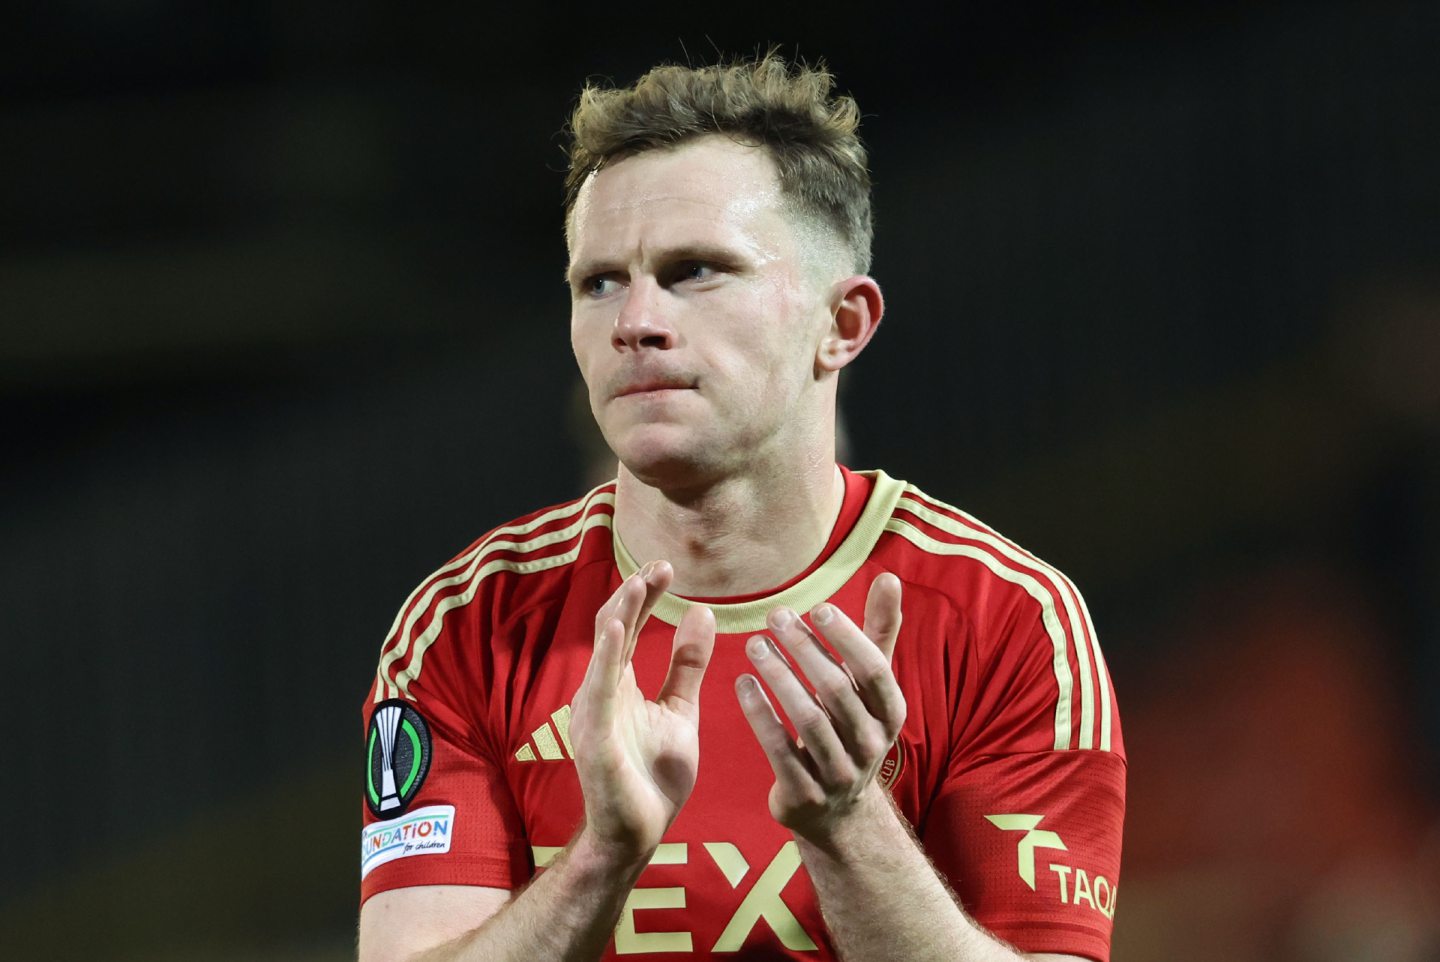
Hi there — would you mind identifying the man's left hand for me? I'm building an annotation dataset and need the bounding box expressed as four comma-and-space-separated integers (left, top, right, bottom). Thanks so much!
735, 572, 907, 842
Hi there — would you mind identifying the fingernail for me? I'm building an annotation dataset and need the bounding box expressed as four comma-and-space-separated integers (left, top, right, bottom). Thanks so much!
639, 561, 656, 579
813, 604, 833, 625
747, 635, 769, 659
769, 608, 794, 630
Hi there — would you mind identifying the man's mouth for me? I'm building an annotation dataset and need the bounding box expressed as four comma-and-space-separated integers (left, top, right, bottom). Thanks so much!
615, 379, 696, 398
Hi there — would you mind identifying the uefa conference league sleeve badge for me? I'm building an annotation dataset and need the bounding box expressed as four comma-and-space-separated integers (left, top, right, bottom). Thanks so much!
365, 699, 433, 817
362, 700, 455, 878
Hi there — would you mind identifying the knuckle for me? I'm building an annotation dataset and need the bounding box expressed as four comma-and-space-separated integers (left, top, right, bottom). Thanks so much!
854, 730, 887, 762
814, 768, 846, 794
853, 655, 892, 685
792, 703, 830, 733
869, 679, 901, 710
799, 780, 829, 808
761, 728, 792, 755
877, 714, 904, 743
816, 675, 854, 703
850, 668, 884, 693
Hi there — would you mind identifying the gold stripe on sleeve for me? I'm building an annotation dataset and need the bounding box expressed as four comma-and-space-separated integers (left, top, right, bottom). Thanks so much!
391, 511, 614, 701
376, 484, 614, 702
884, 517, 1076, 753
896, 493, 1097, 751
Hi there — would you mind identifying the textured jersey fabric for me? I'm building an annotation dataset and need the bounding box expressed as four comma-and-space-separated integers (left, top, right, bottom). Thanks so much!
361, 467, 1125, 960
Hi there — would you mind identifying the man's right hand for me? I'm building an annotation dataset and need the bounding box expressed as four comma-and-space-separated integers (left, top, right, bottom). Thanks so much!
360, 563, 714, 962
569, 561, 716, 862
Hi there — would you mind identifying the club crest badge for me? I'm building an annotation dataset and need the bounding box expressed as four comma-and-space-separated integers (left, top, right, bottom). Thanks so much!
366, 700, 432, 817
878, 735, 906, 790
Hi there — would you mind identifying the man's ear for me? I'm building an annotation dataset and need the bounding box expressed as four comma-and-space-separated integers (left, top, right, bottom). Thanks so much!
817, 276, 884, 373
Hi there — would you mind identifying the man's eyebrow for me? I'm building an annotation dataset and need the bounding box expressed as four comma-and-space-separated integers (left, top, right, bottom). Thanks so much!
566, 245, 746, 287
565, 258, 612, 287
655, 244, 744, 267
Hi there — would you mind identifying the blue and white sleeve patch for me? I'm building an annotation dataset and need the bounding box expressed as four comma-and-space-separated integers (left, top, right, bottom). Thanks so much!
361, 804, 455, 878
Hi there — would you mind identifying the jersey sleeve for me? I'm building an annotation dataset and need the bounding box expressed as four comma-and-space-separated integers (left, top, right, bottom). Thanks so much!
360, 559, 530, 904
921, 593, 1126, 962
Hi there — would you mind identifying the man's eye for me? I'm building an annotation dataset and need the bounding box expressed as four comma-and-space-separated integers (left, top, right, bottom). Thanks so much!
586, 276, 620, 296
680, 262, 716, 282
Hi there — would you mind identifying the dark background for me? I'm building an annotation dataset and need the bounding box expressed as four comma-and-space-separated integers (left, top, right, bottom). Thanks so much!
4, 3, 1439, 959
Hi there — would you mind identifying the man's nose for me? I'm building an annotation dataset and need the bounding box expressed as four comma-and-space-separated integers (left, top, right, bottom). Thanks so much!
612, 279, 675, 352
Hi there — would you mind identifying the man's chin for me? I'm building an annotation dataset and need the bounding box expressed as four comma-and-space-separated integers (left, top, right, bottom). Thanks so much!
613, 439, 722, 492
618, 452, 709, 489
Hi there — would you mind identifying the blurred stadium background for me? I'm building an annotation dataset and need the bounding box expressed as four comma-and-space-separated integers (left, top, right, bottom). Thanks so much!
3, 2, 1438, 959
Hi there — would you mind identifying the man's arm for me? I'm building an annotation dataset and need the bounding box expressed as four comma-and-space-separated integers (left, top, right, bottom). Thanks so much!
359, 886, 510, 961
736, 574, 1091, 962
359, 833, 649, 962
359, 563, 715, 962
792, 788, 1089, 962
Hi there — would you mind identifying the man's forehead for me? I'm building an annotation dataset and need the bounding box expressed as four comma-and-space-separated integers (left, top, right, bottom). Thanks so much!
568, 138, 789, 250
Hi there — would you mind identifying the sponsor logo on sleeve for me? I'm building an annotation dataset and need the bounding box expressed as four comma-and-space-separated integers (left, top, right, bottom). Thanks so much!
986, 812, 1118, 919
985, 813, 1067, 889
366, 699, 432, 817
361, 805, 455, 878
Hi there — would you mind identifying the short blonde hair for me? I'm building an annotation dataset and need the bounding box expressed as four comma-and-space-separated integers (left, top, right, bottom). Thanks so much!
563, 53, 873, 274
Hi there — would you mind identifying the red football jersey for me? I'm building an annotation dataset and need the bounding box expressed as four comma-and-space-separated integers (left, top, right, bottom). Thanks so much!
361, 467, 1125, 960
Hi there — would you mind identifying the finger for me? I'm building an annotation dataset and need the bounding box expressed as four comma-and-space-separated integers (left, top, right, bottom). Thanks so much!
768, 606, 846, 674
862, 573, 904, 662
624, 561, 673, 664
582, 616, 627, 727
746, 635, 852, 786
735, 673, 815, 788
811, 601, 907, 742
657, 604, 715, 712
768, 607, 875, 743
595, 571, 644, 637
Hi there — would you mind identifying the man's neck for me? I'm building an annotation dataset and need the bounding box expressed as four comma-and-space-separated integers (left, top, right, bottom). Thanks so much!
613, 459, 846, 599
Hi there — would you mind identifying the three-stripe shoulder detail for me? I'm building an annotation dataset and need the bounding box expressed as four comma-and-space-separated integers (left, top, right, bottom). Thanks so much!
886, 486, 1113, 753
373, 485, 616, 703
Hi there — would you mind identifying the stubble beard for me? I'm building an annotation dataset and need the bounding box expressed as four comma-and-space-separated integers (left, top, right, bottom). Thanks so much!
608, 421, 733, 495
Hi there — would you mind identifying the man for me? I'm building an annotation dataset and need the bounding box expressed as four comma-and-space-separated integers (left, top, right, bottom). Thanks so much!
358, 55, 1124, 961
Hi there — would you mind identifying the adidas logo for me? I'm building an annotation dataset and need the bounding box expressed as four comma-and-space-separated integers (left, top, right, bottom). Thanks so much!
515, 704, 574, 762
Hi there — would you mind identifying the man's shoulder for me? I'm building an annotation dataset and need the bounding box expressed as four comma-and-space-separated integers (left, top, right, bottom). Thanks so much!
370, 482, 618, 703
394, 481, 618, 624
877, 477, 1116, 755
874, 476, 1087, 625
455, 480, 618, 565
444, 479, 618, 594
